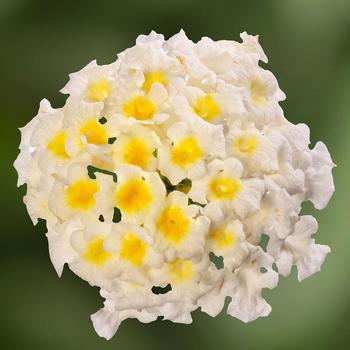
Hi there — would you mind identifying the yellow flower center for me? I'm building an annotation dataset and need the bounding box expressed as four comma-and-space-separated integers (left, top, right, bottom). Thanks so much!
83, 237, 112, 265
171, 137, 203, 168
234, 135, 258, 155
47, 131, 70, 159
249, 79, 267, 106
192, 94, 221, 121
87, 80, 112, 102
209, 176, 241, 200
169, 259, 194, 283
80, 119, 108, 145
142, 70, 167, 93
115, 178, 152, 214
209, 226, 236, 249
123, 96, 156, 121
120, 233, 147, 266
156, 206, 190, 244
66, 179, 99, 210
122, 138, 152, 168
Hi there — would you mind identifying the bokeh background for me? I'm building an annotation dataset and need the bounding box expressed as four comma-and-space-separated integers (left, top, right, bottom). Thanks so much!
1, 0, 349, 349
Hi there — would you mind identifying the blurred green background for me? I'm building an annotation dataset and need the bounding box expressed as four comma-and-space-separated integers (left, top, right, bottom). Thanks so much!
1, 0, 349, 349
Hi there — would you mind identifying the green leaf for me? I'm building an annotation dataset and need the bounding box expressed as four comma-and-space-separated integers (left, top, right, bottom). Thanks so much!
87, 165, 118, 182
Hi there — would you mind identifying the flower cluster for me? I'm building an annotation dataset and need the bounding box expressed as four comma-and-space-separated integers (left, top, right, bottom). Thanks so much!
14, 31, 335, 339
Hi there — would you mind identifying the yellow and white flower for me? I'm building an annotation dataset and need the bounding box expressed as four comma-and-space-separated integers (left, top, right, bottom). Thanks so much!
104, 222, 163, 285
204, 205, 250, 270
69, 219, 119, 289
63, 98, 115, 157
189, 158, 265, 219
15, 30, 335, 339
147, 257, 222, 326
144, 191, 210, 260
106, 78, 169, 126
174, 84, 246, 125
111, 124, 160, 171
113, 164, 166, 224
149, 255, 218, 304
61, 60, 117, 104
118, 34, 185, 94
226, 121, 285, 176
232, 57, 285, 122
48, 163, 108, 221
158, 118, 225, 185
16, 99, 73, 183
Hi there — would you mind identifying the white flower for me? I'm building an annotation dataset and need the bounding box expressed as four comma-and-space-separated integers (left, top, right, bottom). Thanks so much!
104, 222, 163, 284
144, 191, 210, 260
265, 160, 306, 196
24, 174, 56, 225
204, 206, 250, 270
194, 36, 239, 80
239, 31, 268, 63
111, 123, 160, 171
92, 302, 157, 340
61, 60, 117, 104
69, 219, 119, 288
149, 255, 219, 305
46, 215, 84, 277
244, 178, 301, 244
166, 30, 217, 85
158, 118, 225, 184
106, 78, 169, 125
304, 142, 335, 210
267, 215, 331, 281
136, 31, 165, 47
232, 57, 285, 121
14, 99, 68, 186
273, 122, 335, 209
173, 83, 246, 125
226, 247, 278, 322
276, 122, 311, 163
14, 107, 40, 187
112, 164, 166, 224
118, 35, 185, 94
91, 286, 159, 340
225, 121, 280, 175
150, 301, 198, 324
48, 163, 108, 221
198, 246, 278, 322
189, 158, 265, 219
15, 30, 335, 339
63, 98, 114, 157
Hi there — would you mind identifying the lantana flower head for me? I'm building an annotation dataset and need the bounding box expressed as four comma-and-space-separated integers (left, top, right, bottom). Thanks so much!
14, 30, 335, 339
